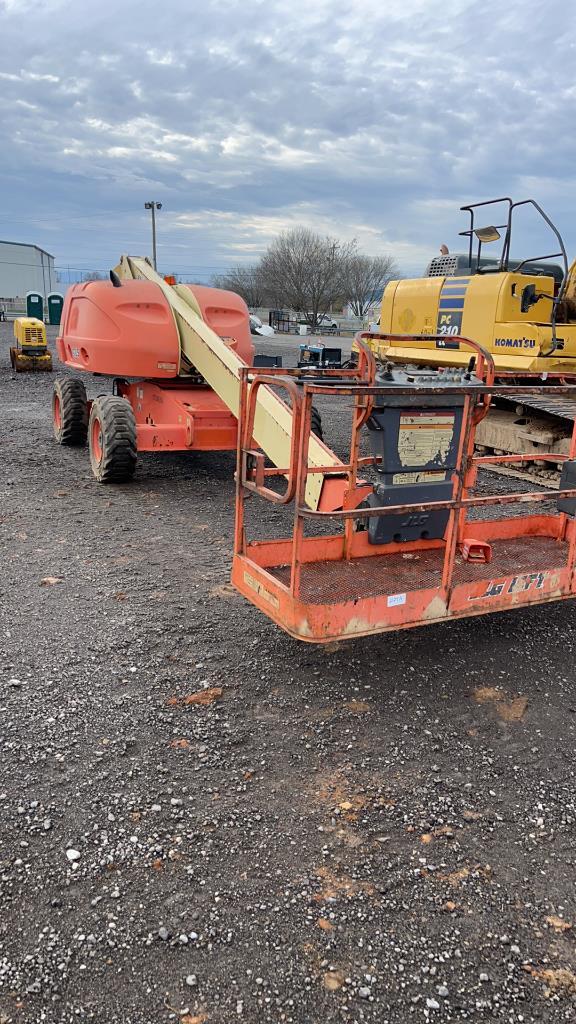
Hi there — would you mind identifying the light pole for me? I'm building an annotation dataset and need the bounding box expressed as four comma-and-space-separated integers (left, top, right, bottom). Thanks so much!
144, 201, 162, 270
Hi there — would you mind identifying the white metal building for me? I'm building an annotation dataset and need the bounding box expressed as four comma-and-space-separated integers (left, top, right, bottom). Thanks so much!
0, 240, 56, 300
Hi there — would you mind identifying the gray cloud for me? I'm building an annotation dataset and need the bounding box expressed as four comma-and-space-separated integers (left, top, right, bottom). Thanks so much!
1, 0, 575, 280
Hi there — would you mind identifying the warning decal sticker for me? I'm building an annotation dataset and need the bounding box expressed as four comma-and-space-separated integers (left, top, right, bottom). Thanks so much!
398, 412, 455, 467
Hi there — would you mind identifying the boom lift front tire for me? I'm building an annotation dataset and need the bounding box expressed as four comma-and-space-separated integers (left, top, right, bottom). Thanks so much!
88, 395, 137, 483
53, 377, 88, 446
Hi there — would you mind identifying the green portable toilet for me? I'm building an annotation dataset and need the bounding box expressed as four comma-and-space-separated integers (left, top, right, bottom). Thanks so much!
47, 292, 64, 326
26, 291, 44, 321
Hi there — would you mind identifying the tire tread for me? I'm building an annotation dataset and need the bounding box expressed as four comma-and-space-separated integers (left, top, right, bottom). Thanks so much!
53, 377, 88, 446
89, 396, 137, 483
311, 405, 323, 440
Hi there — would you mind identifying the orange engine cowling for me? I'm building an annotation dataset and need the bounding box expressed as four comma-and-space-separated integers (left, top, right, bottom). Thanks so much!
57, 279, 255, 377
185, 284, 254, 365
57, 280, 181, 377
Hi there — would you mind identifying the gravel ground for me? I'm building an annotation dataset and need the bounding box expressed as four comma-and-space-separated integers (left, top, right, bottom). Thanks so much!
1, 324, 576, 1024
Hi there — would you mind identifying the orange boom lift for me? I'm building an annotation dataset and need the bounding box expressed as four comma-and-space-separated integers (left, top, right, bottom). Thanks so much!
53, 259, 576, 642
53, 257, 347, 509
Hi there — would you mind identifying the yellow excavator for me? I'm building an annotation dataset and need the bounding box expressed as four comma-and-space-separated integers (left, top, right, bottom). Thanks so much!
363, 198, 576, 480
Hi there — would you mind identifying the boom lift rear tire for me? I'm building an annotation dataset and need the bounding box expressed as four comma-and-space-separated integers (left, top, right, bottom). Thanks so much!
311, 406, 323, 440
88, 395, 137, 483
53, 377, 88, 446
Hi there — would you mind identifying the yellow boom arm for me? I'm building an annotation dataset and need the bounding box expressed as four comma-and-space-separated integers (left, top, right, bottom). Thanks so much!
114, 256, 344, 510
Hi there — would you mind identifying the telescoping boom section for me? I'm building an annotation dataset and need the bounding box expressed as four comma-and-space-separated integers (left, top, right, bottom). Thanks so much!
114, 256, 352, 510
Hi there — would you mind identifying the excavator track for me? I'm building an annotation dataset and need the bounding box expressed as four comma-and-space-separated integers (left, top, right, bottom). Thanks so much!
475, 391, 576, 486
505, 392, 576, 420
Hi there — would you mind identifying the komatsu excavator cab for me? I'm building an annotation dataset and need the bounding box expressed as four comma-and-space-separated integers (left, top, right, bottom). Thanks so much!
369, 197, 576, 375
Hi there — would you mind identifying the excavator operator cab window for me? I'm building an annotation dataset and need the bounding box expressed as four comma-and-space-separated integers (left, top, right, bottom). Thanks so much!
520, 283, 538, 313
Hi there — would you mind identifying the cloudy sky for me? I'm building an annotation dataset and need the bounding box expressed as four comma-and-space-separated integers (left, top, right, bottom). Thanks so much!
1, 0, 575, 282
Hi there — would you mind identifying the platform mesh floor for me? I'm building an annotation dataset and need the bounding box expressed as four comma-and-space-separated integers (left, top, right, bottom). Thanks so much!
268, 536, 569, 604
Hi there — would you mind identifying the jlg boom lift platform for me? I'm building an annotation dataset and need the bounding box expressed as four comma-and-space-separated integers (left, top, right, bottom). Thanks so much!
54, 257, 576, 642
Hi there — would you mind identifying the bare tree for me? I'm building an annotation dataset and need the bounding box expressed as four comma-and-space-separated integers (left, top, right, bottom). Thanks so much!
212, 264, 264, 309
258, 228, 356, 332
342, 255, 400, 318
83, 271, 105, 282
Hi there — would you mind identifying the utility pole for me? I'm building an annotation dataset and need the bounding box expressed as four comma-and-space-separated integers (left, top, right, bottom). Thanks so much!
144, 201, 162, 270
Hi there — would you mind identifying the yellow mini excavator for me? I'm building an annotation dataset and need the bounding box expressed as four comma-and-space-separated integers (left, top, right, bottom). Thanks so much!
363, 198, 576, 482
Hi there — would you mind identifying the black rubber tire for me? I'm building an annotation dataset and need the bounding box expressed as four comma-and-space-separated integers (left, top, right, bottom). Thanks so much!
311, 405, 323, 440
53, 376, 88, 445
88, 395, 137, 483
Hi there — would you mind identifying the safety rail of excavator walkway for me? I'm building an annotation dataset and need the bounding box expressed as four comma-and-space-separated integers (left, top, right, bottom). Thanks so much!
231, 337, 576, 642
